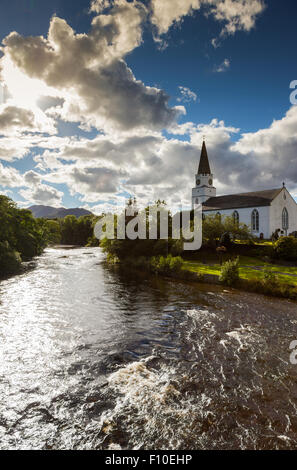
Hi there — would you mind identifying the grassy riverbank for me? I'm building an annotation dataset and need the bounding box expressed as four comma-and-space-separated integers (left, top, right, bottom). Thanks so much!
110, 253, 297, 301
183, 256, 297, 286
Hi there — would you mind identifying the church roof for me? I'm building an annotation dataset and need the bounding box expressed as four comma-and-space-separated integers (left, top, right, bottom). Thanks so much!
202, 188, 283, 211
198, 141, 211, 174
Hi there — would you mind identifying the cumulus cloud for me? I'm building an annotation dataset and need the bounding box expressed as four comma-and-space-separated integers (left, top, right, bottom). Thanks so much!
150, 0, 201, 36
0, 162, 23, 187
0, 0, 289, 213
1, 2, 181, 133
210, 0, 266, 37
23, 170, 42, 186
0, 104, 56, 136
27, 105, 297, 211
0, 133, 73, 163
90, 0, 112, 13
19, 184, 64, 207
0, 105, 35, 133
151, 0, 265, 43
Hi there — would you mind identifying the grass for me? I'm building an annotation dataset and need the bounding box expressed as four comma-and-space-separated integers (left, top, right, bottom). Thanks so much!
183, 255, 297, 287
234, 240, 273, 246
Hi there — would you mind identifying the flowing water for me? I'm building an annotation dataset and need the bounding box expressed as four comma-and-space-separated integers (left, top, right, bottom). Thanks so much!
0, 247, 297, 450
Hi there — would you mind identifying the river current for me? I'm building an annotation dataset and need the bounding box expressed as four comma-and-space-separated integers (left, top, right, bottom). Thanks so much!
0, 247, 297, 450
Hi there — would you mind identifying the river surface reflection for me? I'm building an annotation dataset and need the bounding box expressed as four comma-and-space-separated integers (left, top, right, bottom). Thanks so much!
0, 247, 297, 449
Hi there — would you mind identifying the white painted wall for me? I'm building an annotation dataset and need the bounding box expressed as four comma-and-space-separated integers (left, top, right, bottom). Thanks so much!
192, 173, 216, 207
270, 188, 297, 236
204, 206, 271, 238
200, 188, 297, 239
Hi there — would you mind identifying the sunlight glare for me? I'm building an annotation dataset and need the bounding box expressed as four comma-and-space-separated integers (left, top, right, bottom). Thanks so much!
2, 57, 58, 109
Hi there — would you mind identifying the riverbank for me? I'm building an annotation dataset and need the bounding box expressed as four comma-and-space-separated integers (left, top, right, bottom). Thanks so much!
109, 254, 297, 301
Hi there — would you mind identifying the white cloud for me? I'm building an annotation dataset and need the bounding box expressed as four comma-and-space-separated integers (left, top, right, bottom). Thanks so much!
27, 106, 297, 211
177, 86, 198, 103
1, 3, 182, 134
90, 0, 113, 13
0, 103, 56, 136
19, 184, 64, 207
0, 0, 289, 214
0, 162, 23, 187
214, 58, 230, 72
151, 0, 266, 43
151, 0, 201, 35
210, 0, 266, 37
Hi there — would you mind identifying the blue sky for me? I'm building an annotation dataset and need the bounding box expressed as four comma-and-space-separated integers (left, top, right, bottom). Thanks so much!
0, 0, 297, 212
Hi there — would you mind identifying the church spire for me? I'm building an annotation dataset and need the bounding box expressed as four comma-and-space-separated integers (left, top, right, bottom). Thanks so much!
192, 139, 216, 207
198, 140, 211, 175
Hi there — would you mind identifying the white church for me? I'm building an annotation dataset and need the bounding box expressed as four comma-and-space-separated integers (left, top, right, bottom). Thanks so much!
192, 141, 297, 239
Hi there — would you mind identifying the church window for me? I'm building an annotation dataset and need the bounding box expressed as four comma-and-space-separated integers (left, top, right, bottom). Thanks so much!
252, 209, 259, 231
195, 198, 199, 205
282, 208, 289, 230
233, 210, 239, 226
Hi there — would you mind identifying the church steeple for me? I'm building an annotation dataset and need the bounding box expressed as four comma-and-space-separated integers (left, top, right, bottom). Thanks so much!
192, 140, 216, 207
198, 141, 211, 175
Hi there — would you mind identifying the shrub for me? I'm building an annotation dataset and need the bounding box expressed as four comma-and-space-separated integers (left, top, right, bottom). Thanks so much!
219, 257, 240, 286
0, 241, 22, 275
106, 253, 120, 264
273, 237, 297, 261
150, 254, 183, 275
170, 239, 184, 256
262, 266, 278, 288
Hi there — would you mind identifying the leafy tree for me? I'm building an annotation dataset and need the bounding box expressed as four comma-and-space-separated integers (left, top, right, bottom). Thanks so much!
273, 236, 297, 261
203, 214, 252, 247
0, 195, 48, 275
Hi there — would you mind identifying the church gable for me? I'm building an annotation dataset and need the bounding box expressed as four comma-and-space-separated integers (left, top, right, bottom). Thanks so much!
270, 187, 297, 236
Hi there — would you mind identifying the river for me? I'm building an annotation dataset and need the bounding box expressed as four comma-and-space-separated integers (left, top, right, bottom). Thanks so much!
0, 246, 297, 450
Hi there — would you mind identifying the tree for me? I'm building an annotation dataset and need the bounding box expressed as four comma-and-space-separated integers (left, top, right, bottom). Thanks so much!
0, 195, 48, 275
202, 214, 252, 247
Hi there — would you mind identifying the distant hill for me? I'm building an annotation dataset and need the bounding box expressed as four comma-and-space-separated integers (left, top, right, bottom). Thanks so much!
28, 205, 93, 219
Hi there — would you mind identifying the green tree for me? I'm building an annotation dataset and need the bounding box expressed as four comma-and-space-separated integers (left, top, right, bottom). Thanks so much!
202, 214, 252, 247
0, 195, 48, 275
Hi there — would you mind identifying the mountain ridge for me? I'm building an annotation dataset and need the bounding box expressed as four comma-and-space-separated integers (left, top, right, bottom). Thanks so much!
28, 205, 93, 219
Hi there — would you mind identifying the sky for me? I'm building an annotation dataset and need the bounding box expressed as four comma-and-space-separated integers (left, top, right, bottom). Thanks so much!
0, 0, 297, 213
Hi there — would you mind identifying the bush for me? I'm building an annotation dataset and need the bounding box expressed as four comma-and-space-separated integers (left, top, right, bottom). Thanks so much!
273, 237, 297, 261
0, 241, 22, 275
219, 257, 240, 286
262, 265, 278, 288
150, 255, 183, 275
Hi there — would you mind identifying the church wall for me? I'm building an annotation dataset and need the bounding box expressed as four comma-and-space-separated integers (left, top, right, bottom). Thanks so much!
203, 206, 271, 238
270, 188, 297, 236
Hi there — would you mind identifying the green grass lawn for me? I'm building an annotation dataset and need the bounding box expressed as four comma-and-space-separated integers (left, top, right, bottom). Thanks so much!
183, 256, 297, 287
234, 240, 273, 246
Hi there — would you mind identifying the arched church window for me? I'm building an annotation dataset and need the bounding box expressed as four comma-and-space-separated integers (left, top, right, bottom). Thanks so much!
282, 208, 289, 230
233, 210, 239, 225
252, 209, 259, 232
195, 198, 199, 205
